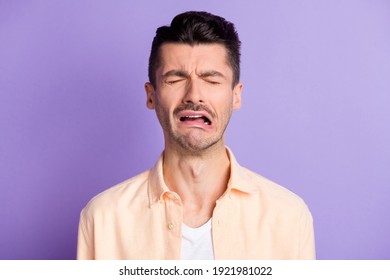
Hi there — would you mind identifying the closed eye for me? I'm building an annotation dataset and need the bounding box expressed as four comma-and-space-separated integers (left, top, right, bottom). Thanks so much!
199, 71, 225, 85
165, 78, 186, 85
204, 79, 221, 85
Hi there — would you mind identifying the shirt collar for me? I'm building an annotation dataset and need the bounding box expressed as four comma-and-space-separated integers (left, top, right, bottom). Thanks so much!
225, 147, 260, 194
147, 147, 260, 207
147, 153, 170, 207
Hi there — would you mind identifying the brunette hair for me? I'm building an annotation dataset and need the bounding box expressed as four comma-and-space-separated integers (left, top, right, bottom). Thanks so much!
148, 11, 241, 87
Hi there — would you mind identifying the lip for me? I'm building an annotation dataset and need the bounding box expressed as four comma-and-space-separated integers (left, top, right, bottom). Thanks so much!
176, 110, 214, 129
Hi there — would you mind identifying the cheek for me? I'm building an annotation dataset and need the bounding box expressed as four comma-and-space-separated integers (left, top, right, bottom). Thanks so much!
154, 93, 169, 110
155, 87, 178, 104
214, 93, 234, 110
154, 105, 171, 130
154, 96, 175, 123
216, 98, 234, 122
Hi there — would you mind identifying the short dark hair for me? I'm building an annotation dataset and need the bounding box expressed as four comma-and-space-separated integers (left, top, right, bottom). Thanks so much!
148, 11, 241, 88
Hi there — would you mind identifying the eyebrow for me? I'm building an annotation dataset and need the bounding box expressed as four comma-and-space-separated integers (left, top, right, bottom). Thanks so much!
162, 70, 226, 79
199, 70, 225, 79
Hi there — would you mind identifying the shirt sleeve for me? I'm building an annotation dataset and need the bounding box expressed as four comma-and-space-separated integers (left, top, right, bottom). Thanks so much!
77, 209, 94, 260
299, 204, 316, 259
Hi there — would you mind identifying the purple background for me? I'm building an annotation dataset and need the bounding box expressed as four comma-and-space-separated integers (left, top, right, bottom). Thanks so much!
1, 0, 389, 260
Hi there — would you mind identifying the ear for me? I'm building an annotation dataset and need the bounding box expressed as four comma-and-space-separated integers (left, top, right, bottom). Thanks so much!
145, 82, 155, 109
232, 82, 243, 110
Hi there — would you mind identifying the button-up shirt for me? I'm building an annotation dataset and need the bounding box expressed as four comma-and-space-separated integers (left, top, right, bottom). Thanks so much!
77, 148, 315, 259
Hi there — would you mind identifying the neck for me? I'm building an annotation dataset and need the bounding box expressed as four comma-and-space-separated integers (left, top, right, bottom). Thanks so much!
162, 142, 231, 227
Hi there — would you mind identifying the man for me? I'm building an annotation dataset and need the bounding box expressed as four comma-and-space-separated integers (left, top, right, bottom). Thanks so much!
77, 11, 315, 260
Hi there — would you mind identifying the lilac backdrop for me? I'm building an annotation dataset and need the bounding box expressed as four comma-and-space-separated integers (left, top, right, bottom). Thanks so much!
1, 0, 389, 260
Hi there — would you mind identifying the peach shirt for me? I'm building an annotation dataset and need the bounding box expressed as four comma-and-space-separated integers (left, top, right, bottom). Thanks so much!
77, 148, 315, 259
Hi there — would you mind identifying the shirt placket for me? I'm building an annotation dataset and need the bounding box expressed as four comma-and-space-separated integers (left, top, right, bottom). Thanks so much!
163, 192, 183, 259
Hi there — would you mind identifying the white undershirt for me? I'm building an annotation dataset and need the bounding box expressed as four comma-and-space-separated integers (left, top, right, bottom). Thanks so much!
180, 219, 214, 260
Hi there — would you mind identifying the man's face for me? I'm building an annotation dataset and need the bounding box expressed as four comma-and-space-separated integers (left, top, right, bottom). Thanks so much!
145, 43, 242, 152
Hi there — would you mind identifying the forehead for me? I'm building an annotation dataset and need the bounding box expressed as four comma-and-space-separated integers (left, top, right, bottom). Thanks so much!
157, 43, 232, 76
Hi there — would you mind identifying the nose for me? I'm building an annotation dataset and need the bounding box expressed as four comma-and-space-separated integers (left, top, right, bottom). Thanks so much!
183, 78, 204, 104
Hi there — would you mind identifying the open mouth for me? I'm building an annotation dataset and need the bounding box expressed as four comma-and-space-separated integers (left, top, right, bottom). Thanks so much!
179, 115, 212, 125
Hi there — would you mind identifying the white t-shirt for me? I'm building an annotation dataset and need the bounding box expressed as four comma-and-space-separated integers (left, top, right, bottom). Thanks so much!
180, 219, 214, 260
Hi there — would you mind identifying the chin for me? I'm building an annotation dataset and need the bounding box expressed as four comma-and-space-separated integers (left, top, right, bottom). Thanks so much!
176, 136, 221, 152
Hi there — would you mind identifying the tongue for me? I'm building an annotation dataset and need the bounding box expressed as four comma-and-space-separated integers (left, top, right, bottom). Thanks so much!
181, 117, 208, 125
183, 117, 204, 123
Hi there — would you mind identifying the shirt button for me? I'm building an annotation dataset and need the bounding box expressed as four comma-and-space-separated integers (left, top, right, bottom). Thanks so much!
168, 223, 175, 230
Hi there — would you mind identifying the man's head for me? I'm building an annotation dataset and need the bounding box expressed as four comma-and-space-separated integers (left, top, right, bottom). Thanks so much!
148, 11, 241, 88
145, 11, 243, 153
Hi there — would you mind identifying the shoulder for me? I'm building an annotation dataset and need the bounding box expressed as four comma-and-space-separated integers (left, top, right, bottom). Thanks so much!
81, 169, 150, 217
227, 147, 309, 212
240, 166, 310, 215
